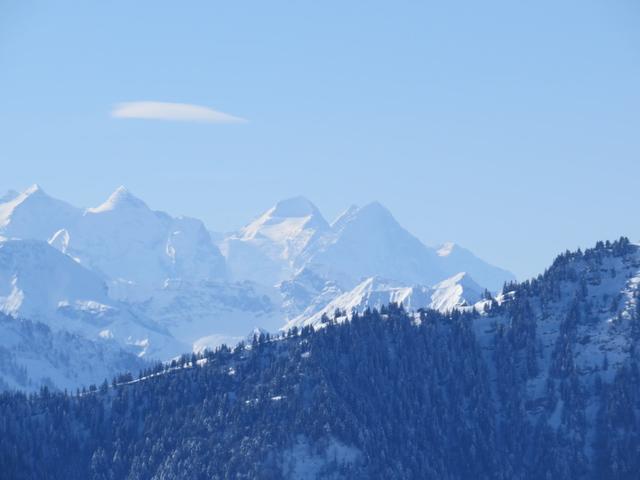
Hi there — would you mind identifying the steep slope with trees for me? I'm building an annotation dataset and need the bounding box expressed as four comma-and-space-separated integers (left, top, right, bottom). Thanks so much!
1, 238, 638, 479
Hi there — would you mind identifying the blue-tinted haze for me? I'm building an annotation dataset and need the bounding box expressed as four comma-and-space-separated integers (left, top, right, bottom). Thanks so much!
1, 0, 639, 278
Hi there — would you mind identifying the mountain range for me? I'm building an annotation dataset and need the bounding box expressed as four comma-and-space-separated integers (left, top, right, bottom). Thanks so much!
1, 238, 638, 479
1, 184, 639, 478
0, 185, 514, 391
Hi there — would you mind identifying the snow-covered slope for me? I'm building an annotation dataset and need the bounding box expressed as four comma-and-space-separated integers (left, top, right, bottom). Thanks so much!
66, 186, 227, 296
129, 279, 284, 353
0, 313, 146, 392
220, 196, 329, 285
0, 185, 227, 296
473, 239, 640, 383
287, 272, 484, 329
430, 271, 485, 311
466, 238, 640, 469
0, 187, 281, 373
296, 202, 448, 289
0, 238, 108, 319
278, 268, 343, 319
220, 199, 514, 302
0, 238, 185, 359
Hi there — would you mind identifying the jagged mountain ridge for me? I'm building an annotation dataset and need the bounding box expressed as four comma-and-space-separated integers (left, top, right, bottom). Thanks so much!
294, 201, 449, 290
0, 185, 227, 294
220, 196, 330, 286
0, 186, 269, 349
285, 272, 484, 330
221, 197, 515, 292
0, 185, 514, 391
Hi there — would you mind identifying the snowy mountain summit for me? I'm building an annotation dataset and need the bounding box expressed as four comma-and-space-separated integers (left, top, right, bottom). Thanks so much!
87, 185, 149, 213
222, 196, 329, 285
297, 201, 449, 289
221, 198, 514, 291
0, 184, 80, 241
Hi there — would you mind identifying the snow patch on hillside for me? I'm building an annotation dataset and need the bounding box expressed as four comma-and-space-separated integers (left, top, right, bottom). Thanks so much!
280, 436, 361, 479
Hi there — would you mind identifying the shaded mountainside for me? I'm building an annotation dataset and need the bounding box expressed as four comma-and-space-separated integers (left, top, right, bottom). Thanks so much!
1, 238, 639, 479
0, 313, 146, 393
474, 236, 640, 479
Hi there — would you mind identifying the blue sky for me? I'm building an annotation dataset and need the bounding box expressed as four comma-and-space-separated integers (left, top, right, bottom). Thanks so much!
1, 0, 639, 279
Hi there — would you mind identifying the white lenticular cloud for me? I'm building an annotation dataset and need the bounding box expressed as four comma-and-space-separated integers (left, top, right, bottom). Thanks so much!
111, 101, 247, 124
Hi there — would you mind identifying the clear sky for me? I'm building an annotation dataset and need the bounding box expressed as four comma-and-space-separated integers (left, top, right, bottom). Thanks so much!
1, 0, 639, 279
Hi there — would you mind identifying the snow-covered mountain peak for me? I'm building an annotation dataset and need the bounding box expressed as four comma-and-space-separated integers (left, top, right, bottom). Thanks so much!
0, 186, 520, 393
332, 202, 397, 232
359, 200, 392, 216
1, 184, 50, 218
87, 186, 149, 214
270, 196, 323, 219
0, 185, 80, 240
3, 184, 51, 211
221, 198, 331, 285
240, 196, 329, 243
302, 200, 448, 288
324, 201, 417, 250
67, 190, 227, 292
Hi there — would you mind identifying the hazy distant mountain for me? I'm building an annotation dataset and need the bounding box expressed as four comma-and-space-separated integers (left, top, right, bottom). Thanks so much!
129, 278, 284, 354
0, 186, 516, 391
0, 239, 185, 390
220, 198, 514, 318
0, 313, 145, 393
62, 186, 227, 295
220, 198, 514, 293
0, 184, 80, 241
435, 242, 514, 291
297, 202, 448, 289
220, 196, 330, 286
0, 185, 227, 294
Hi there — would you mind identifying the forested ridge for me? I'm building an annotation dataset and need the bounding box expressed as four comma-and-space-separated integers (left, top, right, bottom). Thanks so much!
1, 238, 640, 479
